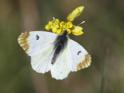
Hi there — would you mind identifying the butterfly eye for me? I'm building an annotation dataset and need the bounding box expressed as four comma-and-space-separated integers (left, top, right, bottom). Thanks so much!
36, 34, 39, 40
77, 51, 81, 55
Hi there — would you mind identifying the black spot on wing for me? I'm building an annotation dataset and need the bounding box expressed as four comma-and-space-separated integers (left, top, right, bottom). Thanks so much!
36, 34, 39, 40
77, 51, 81, 55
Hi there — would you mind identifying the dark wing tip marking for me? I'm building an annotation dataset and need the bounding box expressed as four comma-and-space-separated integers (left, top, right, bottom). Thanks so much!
77, 54, 92, 71
18, 32, 29, 52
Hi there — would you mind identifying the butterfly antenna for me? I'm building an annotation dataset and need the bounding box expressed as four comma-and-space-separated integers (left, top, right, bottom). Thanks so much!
78, 21, 86, 25
52, 17, 56, 20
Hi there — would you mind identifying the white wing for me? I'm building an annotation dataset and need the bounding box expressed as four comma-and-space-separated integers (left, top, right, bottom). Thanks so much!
50, 44, 72, 80
18, 31, 57, 73
50, 38, 91, 80
68, 39, 91, 71
18, 31, 91, 79
18, 31, 57, 56
31, 44, 54, 73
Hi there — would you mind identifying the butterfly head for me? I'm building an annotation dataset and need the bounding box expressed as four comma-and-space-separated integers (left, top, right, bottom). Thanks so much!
45, 6, 85, 36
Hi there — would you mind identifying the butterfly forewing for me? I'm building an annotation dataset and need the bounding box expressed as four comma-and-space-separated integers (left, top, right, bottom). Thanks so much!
18, 31, 57, 73
18, 31, 57, 55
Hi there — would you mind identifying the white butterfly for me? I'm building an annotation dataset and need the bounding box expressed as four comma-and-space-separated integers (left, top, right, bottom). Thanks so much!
18, 31, 91, 80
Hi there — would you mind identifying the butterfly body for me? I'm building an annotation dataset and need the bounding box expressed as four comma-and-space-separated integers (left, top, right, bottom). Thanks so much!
52, 31, 68, 64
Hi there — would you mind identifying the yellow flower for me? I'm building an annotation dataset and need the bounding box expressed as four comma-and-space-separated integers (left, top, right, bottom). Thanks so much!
52, 19, 60, 28
45, 21, 52, 30
45, 5, 85, 36
66, 22, 73, 28
54, 19, 60, 23
56, 29, 62, 34
72, 26, 84, 36
67, 6, 84, 22
66, 28, 71, 34
52, 27, 57, 33
60, 21, 66, 29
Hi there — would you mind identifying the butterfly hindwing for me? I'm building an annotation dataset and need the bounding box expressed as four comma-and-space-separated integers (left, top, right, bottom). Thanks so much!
31, 44, 54, 73
51, 43, 72, 80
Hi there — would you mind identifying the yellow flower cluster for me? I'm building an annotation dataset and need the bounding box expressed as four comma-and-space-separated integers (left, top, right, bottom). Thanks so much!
45, 6, 85, 36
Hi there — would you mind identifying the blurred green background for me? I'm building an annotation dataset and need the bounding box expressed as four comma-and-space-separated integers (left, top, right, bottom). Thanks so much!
0, 0, 124, 93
